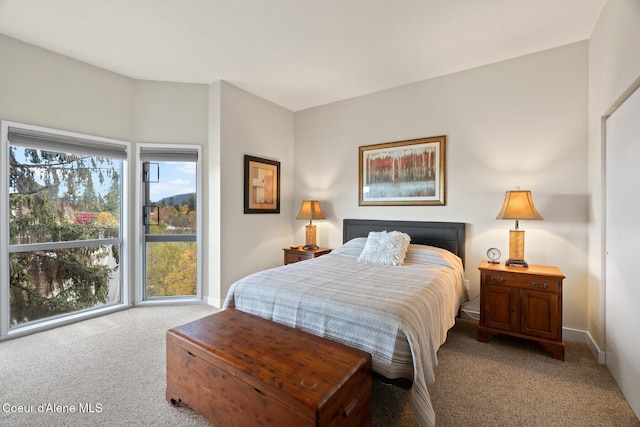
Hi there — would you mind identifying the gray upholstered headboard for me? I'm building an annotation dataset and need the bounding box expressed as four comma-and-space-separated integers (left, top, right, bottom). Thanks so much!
342, 219, 466, 266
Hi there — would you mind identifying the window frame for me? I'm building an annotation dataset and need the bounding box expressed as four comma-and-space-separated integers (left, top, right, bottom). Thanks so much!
0, 120, 130, 339
135, 143, 202, 304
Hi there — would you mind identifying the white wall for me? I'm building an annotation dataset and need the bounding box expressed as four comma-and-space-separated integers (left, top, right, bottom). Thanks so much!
133, 80, 209, 144
588, 0, 640, 352
295, 43, 589, 331
206, 81, 296, 306
0, 35, 133, 140
206, 82, 223, 306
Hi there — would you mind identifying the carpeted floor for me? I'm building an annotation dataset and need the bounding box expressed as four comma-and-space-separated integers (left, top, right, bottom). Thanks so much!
0, 305, 637, 426
425, 318, 639, 426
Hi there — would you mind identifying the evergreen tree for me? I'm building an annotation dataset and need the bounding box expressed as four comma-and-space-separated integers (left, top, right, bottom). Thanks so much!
81, 174, 98, 211
9, 147, 120, 325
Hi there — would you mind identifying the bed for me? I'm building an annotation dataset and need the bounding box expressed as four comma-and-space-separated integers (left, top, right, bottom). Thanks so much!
223, 219, 466, 427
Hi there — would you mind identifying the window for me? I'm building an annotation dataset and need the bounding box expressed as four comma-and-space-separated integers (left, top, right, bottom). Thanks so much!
138, 145, 201, 302
1, 121, 128, 336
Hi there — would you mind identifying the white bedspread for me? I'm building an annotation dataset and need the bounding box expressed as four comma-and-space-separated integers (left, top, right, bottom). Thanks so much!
223, 238, 465, 427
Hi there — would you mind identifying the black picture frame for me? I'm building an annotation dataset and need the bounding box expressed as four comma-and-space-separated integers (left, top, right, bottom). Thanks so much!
244, 155, 281, 214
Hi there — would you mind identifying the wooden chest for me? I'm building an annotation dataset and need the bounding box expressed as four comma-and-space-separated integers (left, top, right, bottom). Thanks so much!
166, 308, 372, 426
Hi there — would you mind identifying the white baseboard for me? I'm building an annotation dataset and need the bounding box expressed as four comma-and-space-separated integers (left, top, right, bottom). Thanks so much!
563, 326, 606, 364
205, 296, 223, 309
460, 308, 479, 321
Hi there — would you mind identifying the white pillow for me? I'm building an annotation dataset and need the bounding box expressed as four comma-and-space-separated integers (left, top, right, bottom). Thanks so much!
357, 230, 411, 266
331, 237, 367, 258
404, 244, 464, 274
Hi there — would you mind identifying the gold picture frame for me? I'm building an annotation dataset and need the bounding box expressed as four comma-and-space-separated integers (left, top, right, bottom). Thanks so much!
359, 136, 446, 206
244, 155, 280, 214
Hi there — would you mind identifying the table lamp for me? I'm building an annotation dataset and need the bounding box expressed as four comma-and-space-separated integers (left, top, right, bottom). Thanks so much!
296, 200, 325, 249
495, 190, 543, 268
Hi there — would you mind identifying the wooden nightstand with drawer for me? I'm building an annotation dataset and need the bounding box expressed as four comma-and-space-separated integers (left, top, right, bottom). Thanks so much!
477, 261, 566, 360
283, 247, 331, 265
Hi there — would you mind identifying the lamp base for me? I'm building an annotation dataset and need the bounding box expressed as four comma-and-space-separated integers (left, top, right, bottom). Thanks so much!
304, 224, 317, 250
507, 229, 528, 268
303, 244, 319, 250
505, 258, 528, 268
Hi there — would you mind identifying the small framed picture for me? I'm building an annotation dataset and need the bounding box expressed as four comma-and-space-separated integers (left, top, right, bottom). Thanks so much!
359, 136, 446, 206
244, 155, 280, 214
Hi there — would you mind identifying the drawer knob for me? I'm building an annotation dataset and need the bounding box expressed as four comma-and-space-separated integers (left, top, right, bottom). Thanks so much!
490, 275, 505, 283
532, 281, 550, 289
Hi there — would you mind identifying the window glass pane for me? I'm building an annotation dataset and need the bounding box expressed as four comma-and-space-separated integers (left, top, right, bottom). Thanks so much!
146, 161, 196, 235
9, 245, 121, 326
9, 146, 121, 244
145, 242, 197, 297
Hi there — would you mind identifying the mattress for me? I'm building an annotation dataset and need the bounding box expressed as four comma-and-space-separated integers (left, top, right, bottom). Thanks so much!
223, 237, 465, 426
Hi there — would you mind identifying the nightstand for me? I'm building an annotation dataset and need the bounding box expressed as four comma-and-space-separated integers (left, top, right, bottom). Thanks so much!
283, 247, 331, 265
477, 261, 566, 360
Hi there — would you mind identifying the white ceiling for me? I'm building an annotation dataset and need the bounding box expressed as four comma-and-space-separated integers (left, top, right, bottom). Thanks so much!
0, 0, 607, 111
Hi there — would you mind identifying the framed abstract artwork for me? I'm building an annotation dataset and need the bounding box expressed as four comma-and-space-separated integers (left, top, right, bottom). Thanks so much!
359, 136, 446, 206
244, 155, 280, 214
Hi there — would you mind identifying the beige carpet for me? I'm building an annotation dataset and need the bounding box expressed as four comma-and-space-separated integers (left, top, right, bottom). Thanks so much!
0, 305, 637, 426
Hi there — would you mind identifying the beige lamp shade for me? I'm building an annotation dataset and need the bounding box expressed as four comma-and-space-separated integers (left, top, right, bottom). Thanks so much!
495, 190, 543, 221
496, 190, 542, 268
296, 200, 325, 223
296, 200, 325, 249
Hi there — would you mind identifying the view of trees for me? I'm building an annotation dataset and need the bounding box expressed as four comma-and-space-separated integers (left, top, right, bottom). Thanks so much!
9, 147, 121, 325
146, 200, 197, 297
8, 146, 198, 326
365, 148, 436, 184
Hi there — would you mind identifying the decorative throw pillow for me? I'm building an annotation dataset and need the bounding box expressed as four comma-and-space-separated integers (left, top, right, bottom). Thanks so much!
357, 230, 411, 266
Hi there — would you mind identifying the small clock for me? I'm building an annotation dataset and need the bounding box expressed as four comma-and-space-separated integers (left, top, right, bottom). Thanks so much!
487, 247, 501, 264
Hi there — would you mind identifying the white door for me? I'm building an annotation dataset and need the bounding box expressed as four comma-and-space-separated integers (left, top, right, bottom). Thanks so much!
605, 85, 640, 417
